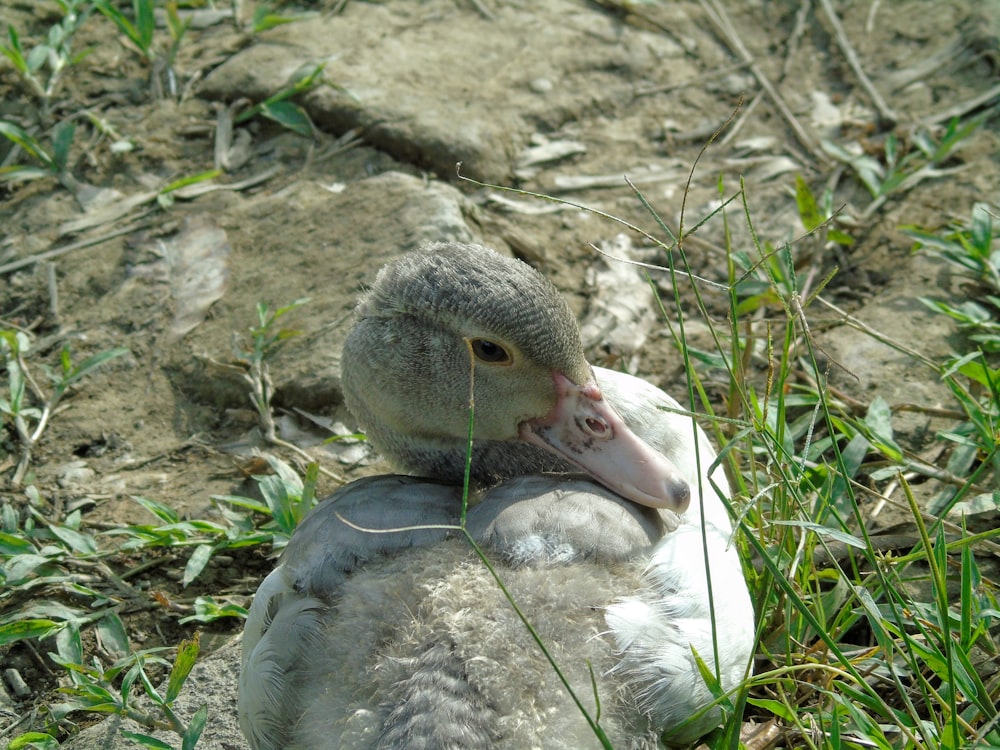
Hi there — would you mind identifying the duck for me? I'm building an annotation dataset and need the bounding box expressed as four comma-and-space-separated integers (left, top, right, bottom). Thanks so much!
238, 242, 754, 749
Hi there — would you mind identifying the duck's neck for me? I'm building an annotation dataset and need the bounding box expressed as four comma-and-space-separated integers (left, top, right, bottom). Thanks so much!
371, 428, 576, 489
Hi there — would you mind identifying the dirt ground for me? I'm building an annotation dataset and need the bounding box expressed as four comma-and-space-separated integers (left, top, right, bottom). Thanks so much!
1, 0, 998, 745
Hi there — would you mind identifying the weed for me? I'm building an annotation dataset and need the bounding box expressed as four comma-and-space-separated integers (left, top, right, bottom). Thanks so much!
1, 483, 207, 747
94, 0, 191, 99
905, 202, 1000, 353
1, 486, 120, 648
107, 454, 319, 589
824, 117, 982, 218
233, 62, 361, 139
1, 330, 128, 487
456, 163, 1000, 746
251, 4, 313, 34
212, 456, 319, 550
794, 174, 856, 249
899, 203, 1000, 517
233, 298, 310, 443
156, 168, 223, 209
700, 181, 1000, 748
94, 0, 155, 63
0, 1, 93, 119
233, 63, 328, 138
34, 627, 205, 750
0, 120, 76, 185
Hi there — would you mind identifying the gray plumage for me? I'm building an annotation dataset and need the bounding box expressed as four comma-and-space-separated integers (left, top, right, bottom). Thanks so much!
341, 243, 591, 486
239, 242, 754, 749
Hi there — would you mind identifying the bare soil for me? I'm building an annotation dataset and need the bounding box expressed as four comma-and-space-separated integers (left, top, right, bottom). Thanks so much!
1, 0, 998, 746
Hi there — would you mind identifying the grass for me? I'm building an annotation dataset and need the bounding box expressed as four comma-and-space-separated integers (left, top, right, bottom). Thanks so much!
1, 0, 335, 195
461, 152, 999, 747
702, 185, 996, 747
7, 178, 997, 748
670, 185, 1000, 747
4, 172, 999, 748
1, 4, 997, 748
0, 0, 93, 120
0, 331, 128, 487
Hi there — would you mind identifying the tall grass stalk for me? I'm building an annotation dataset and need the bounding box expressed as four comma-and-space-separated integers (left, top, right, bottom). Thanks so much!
630, 175, 999, 748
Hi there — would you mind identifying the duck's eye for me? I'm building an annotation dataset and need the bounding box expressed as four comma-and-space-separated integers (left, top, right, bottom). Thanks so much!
470, 338, 512, 364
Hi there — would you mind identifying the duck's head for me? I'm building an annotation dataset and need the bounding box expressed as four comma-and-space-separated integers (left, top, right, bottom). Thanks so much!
341, 242, 689, 512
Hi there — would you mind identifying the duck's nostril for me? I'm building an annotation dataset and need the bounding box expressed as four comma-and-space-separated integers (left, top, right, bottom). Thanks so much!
585, 417, 610, 437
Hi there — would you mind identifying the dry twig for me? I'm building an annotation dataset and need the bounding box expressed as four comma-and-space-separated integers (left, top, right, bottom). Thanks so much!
699, 0, 828, 165
817, 0, 898, 125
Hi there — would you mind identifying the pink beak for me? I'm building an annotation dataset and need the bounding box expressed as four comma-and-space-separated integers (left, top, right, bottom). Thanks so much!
518, 373, 690, 512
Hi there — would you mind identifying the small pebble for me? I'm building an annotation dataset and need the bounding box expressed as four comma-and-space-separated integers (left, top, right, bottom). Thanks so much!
4, 668, 31, 699
529, 78, 553, 94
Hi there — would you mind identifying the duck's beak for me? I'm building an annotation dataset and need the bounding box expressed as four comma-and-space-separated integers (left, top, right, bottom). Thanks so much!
518, 373, 691, 512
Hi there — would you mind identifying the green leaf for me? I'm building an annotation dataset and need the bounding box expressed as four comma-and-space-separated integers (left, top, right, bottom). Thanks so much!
119, 732, 174, 750
132, 495, 180, 524
181, 543, 213, 587
120, 659, 143, 708
178, 596, 249, 624
260, 100, 314, 137
2, 26, 29, 74
8, 732, 60, 750
51, 120, 76, 172
0, 121, 56, 170
0, 530, 36, 554
55, 621, 83, 664
211, 494, 269, 515
862, 396, 904, 462
0, 164, 54, 183
96, 612, 131, 660
0, 618, 63, 646
61, 346, 129, 388
48, 523, 98, 554
6, 602, 83, 625
794, 175, 824, 232
970, 202, 993, 255
165, 2, 188, 42
160, 169, 221, 195
95, 0, 152, 60
26, 44, 50, 73
3, 552, 62, 584
137, 657, 164, 705
165, 635, 200, 703
182, 703, 209, 750
745, 696, 796, 722
769, 519, 867, 549
134, 0, 156, 51
252, 6, 305, 33
272, 297, 311, 319
821, 139, 884, 197
827, 228, 855, 246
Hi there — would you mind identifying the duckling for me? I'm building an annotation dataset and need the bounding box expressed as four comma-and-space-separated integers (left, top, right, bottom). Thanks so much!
239, 242, 753, 749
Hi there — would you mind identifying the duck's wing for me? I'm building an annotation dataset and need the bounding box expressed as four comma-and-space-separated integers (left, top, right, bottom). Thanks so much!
238, 476, 461, 750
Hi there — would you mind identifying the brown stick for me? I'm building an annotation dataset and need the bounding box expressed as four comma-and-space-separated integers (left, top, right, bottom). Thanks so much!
0, 217, 155, 275
817, 0, 898, 125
